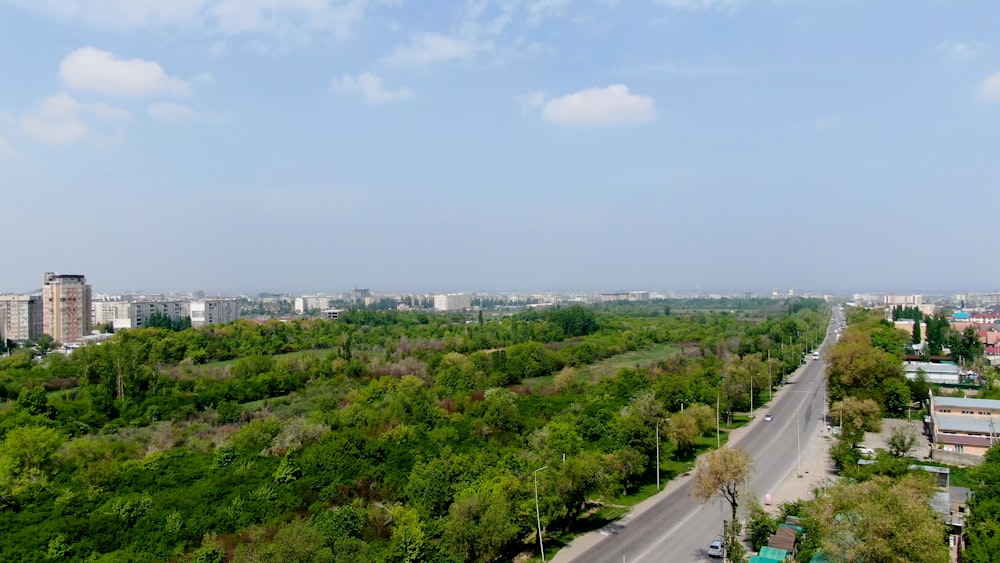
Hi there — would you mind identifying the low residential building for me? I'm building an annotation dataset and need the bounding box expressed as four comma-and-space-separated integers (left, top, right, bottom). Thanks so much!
904, 361, 961, 385
928, 394, 1000, 456
322, 308, 346, 320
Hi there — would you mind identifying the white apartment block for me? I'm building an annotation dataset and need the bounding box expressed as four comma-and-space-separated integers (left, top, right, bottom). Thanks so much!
42, 272, 92, 343
434, 293, 472, 312
94, 300, 192, 330
885, 294, 923, 306
0, 294, 43, 341
190, 299, 240, 327
600, 291, 650, 302
294, 296, 331, 314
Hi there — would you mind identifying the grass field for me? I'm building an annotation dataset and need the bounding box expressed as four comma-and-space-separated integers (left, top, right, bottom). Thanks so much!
166, 348, 339, 378
522, 342, 679, 389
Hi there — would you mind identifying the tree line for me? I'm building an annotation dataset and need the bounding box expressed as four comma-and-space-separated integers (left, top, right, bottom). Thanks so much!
0, 300, 827, 561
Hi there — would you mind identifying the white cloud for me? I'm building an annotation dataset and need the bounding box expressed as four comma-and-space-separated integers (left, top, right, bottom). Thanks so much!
2, 0, 370, 43
0, 134, 18, 160
654, 0, 740, 11
935, 40, 983, 63
209, 0, 366, 39
542, 84, 656, 127
526, 0, 571, 25
207, 40, 229, 59
147, 102, 198, 122
979, 73, 1000, 102
383, 32, 480, 66
331, 72, 412, 103
20, 93, 131, 145
1, 0, 209, 30
514, 91, 546, 114
60, 47, 190, 97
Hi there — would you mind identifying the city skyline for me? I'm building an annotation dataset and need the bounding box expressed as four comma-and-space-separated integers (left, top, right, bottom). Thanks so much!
2, 1, 999, 293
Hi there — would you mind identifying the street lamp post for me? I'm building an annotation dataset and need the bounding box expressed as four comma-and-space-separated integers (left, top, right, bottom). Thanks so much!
534, 465, 549, 562
796, 418, 801, 475
767, 349, 772, 401
656, 422, 660, 491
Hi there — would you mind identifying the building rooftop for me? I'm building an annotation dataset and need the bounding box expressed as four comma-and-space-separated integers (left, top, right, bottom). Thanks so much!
934, 396, 1000, 410
904, 362, 960, 374
935, 414, 1000, 434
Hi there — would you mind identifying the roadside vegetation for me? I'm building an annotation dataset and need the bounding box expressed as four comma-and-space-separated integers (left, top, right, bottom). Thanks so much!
764, 306, 989, 563
0, 298, 827, 562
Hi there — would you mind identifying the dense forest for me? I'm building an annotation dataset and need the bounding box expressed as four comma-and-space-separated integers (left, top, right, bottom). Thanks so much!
0, 299, 828, 562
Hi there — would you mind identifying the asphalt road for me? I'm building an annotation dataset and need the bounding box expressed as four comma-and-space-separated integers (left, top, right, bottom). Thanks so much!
568, 314, 841, 563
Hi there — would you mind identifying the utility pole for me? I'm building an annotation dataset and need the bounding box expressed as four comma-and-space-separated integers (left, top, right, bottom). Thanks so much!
534, 466, 549, 562
716, 395, 721, 448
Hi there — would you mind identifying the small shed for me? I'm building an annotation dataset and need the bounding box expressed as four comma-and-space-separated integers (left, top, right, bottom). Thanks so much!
759, 546, 790, 560
768, 525, 798, 552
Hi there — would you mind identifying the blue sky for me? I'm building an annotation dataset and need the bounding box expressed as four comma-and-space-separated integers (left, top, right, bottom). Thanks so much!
1, 0, 999, 296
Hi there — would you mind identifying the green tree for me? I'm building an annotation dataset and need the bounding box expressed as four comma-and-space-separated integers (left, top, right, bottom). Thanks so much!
912, 319, 922, 345
886, 424, 920, 457
0, 426, 65, 494
807, 475, 947, 563
692, 446, 752, 524
831, 397, 882, 445
745, 500, 778, 551
686, 403, 717, 437
16, 386, 52, 417
444, 476, 521, 562
388, 505, 426, 563
665, 410, 699, 458
36, 333, 55, 353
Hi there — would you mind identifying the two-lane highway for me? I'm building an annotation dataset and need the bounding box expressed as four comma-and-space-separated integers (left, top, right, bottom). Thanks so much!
566, 315, 841, 562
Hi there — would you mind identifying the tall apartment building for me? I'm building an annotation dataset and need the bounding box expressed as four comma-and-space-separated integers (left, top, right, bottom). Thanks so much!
42, 272, 93, 343
0, 294, 43, 341
190, 299, 240, 327
434, 293, 472, 312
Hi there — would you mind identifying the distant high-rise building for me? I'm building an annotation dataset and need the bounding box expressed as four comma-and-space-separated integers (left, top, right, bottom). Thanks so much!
42, 272, 92, 343
0, 294, 43, 341
434, 293, 471, 312
599, 292, 649, 302
352, 288, 370, 301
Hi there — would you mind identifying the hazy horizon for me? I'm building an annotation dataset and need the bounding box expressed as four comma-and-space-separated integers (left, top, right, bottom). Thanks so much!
2, 1, 998, 295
